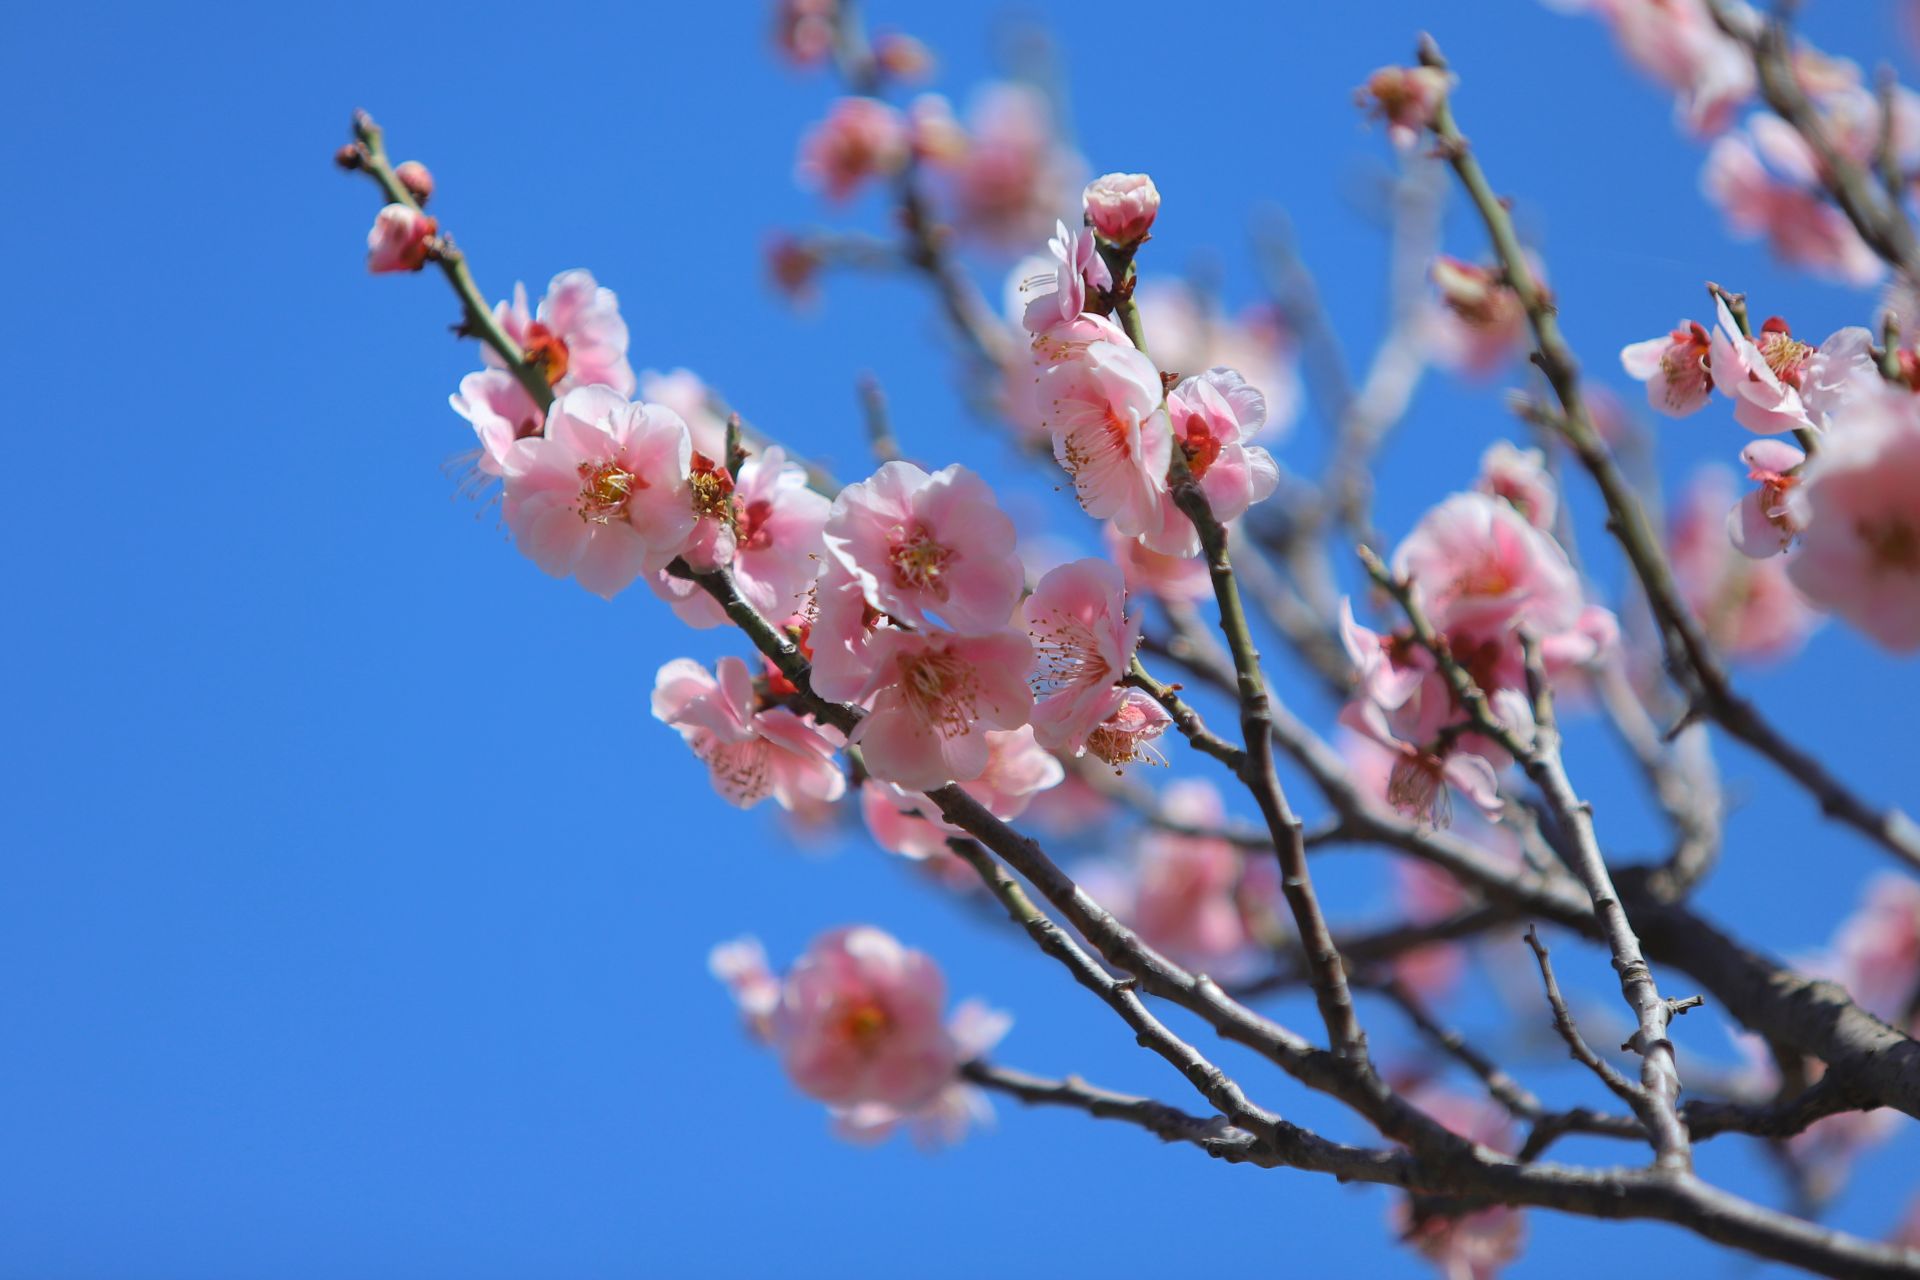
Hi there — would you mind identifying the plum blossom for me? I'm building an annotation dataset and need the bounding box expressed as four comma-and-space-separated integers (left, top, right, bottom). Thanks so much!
1671, 465, 1817, 659
823, 461, 1024, 634
1726, 438, 1807, 558
392, 160, 433, 205
771, 0, 836, 65
1553, 0, 1754, 134
711, 927, 1009, 1147
1019, 219, 1113, 333
1134, 281, 1302, 442
1339, 696, 1504, 827
449, 368, 543, 483
1138, 369, 1281, 557
366, 204, 436, 273
1082, 689, 1173, 770
1708, 302, 1877, 435
489, 270, 636, 397
652, 446, 829, 628
653, 656, 846, 810
1785, 388, 1920, 650
499, 386, 696, 598
1358, 65, 1453, 148
1702, 134, 1883, 285
1021, 558, 1143, 755
1083, 172, 1160, 245
1474, 441, 1557, 531
1039, 338, 1174, 536
808, 559, 898, 703
1106, 521, 1212, 604
1392, 492, 1584, 638
1392, 1089, 1525, 1279
1427, 256, 1530, 376
796, 96, 910, 201
924, 83, 1081, 246
845, 627, 1035, 789
1003, 299, 1131, 440
639, 367, 730, 459
1620, 320, 1713, 417
860, 726, 1063, 862
1830, 873, 1920, 1027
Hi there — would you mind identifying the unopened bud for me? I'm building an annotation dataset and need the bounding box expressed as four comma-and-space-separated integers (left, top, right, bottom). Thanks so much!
395, 160, 434, 206
873, 32, 934, 82
1083, 172, 1160, 246
1359, 65, 1452, 148
334, 144, 363, 171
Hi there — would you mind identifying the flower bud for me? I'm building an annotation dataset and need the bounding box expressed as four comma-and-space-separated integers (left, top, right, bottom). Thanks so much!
366, 203, 437, 273
1082, 172, 1159, 245
1359, 65, 1451, 148
394, 160, 434, 206
333, 144, 363, 171
873, 32, 934, 82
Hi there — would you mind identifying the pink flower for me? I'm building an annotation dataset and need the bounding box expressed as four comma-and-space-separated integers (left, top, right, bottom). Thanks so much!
393, 160, 433, 205
1134, 282, 1301, 442
653, 656, 846, 810
1038, 339, 1174, 536
1786, 389, 1920, 650
1620, 321, 1713, 417
797, 97, 911, 201
1391, 492, 1584, 638
652, 446, 830, 628
1829, 873, 1920, 1026
1670, 465, 1817, 660
823, 461, 1024, 634
860, 726, 1064, 861
488, 270, 636, 398
831, 999, 1012, 1149
845, 628, 1035, 789
1021, 558, 1143, 755
366, 204, 436, 273
1002, 303, 1130, 440
499, 386, 696, 598
1426, 256, 1530, 376
1474, 441, 1557, 531
638, 367, 729, 460
709, 936, 781, 1040
1019, 220, 1113, 333
933, 83, 1080, 246
1392, 1089, 1525, 1279
1568, 0, 1753, 134
1083, 172, 1160, 245
449, 369, 543, 480
771, 0, 836, 65
1702, 135, 1883, 285
808, 559, 898, 703
1106, 521, 1212, 604
1083, 689, 1173, 770
1121, 780, 1280, 973
1339, 696, 1503, 827
1138, 369, 1281, 556
1358, 65, 1453, 148
1727, 438, 1807, 558
1708, 301, 1877, 435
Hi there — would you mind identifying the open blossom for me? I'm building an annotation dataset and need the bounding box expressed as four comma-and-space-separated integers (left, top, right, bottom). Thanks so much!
449, 368, 543, 481
1039, 339, 1174, 536
809, 558, 897, 702
1083, 172, 1160, 245
1785, 388, 1920, 651
928, 82, 1081, 246
1474, 441, 1557, 531
1392, 491, 1584, 638
1557, 0, 1753, 133
1107, 521, 1212, 603
1671, 465, 1817, 660
1339, 695, 1503, 826
1830, 874, 1920, 1027
639, 367, 729, 459
797, 96, 910, 200
1393, 1090, 1525, 1280
1134, 282, 1301, 443
1708, 301, 1876, 435
499, 386, 696, 598
653, 656, 846, 810
1358, 65, 1452, 148
833, 999, 1011, 1148
1138, 369, 1280, 557
1702, 134, 1883, 285
1727, 438, 1806, 558
366, 203, 436, 273
1083, 689, 1173, 770
1020, 220, 1113, 333
489, 269, 637, 398
1620, 320, 1713, 417
845, 627, 1034, 789
1021, 558, 1143, 755
824, 461, 1024, 634
860, 726, 1063, 862
652, 446, 829, 628
1427, 256, 1530, 376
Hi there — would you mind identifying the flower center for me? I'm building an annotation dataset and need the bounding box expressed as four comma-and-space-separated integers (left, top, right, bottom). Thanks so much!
1179, 410, 1223, 479
1387, 755, 1452, 827
1860, 517, 1920, 573
1659, 324, 1713, 407
521, 321, 571, 387
1030, 612, 1111, 694
689, 451, 737, 524
836, 998, 892, 1049
738, 498, 776, 550
576, 460, 640, 523
888, 524, 955, 598
1757, 320, 1812, 389
899, 645, 979, 738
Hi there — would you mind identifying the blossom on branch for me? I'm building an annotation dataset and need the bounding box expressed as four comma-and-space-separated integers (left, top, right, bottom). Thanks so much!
488, 269, 637, 397
653, 656, 847, 810
366, 204, 436, 273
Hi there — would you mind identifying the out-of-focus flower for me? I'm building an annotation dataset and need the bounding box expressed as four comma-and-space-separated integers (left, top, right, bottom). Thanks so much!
1358, 65, 1453, 148
1473, 441, 1557, 532
1392, 1088, 1526, 1279
1620, 320, 1714, 417
1671, 465, 1817, 659
927, 82, 1083, 246
393, 160, 434, 205
797, 96, 911, 201
1702, 133, 1883, 285
1426, 256, 1530, 376
366, 204, 436, 273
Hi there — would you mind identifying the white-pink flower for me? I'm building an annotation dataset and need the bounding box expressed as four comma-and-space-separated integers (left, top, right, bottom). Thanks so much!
1358, 65, 1453, 148
1786, 389, 1920, 650
653, 446, 830, 628
366, 204, 436, 273
1134, 282, 1301, 443
1082, 172, 1160, 245
1709, 301, 1877, 435
1019, 220, 1113, 333
1021, 558, 1143, 756
1039, 339, 1174, 536
824, 461, 1024, 634
1727, 438, 1807, 559
930, 82, 1081, 247
488, 269, 636, 398
638, 367, 730, 460
500, 386, 696, 598
1702, 134, 1883, 285
1338, 696, 1503, 827
1120, 780, 1279, 973
449, 369, 543, 479
1474, 441, 1558, 531
846, 628, 1035, 789
1392, 1088, 1525, 1279
1083, 688, 1173, 770
1138, 368, 1280, 556
1106, 521, 1213, 604
797, 96, 911, 201
1620, 320, 1714, 418
1392, 492, 1585, 638
1565, 0, 1754, 134
709, 936, 781, 1040
860, 726, 1064, 862
653, 656, 846, 810
1671, 465, 1817, 660
831, 998, 1012, 1149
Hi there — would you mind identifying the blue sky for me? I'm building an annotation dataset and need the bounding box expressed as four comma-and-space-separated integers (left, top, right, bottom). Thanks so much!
3, 1, 1916, 1276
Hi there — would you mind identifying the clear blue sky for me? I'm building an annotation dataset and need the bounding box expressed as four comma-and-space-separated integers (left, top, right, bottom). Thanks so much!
4, 2, 1915, 1276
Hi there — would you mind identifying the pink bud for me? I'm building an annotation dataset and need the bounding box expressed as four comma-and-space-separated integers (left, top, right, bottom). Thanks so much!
1082, 172, 1160, 245
1359, 65, 1451, 149
394, 160, 434, 206
365, 203, 437, 273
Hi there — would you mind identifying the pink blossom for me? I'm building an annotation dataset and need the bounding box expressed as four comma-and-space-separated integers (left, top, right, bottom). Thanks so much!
823, 461, 1024, 634
653, 446, 830, 628
1002, 301, 1130, 440
771, 0, 836, 65
1019, 220, 1113, 333
906, 93, 968, 167
638, 367, 729, 460
1021, 558, 1143, 755
653, 656, 846, 810
1338, 697, 1503, 827
1702, 135, 1883, 285
796, 96, 910, 201
1474, 441, 1557, 531
1709, 302, 1878, 436
709, 936, 781, 1040
831, 999, 1012, 1149
1727, 438, 1807, 558
1568, 0, 1754, 133
1426, 256, 1530, 377
808, 559, 898, 703
1830, 873, 1920, 1026
1392, 1089, 1525, 1279
366, 204, 436, 273
933, 83, 1081, 246
1106, 521, 1213, 604
1620, 320, 1713, 417
1358, 65, 1453, 148
1122, 780, 1280, 973
488, 270, 636, 398
1786, 389, 1920, 650
845, 628, 1035, 789
449, 369, 543, 480
1134, 281, 1301, 442
1670, 465, 1817, 660
1391, 492, 1584, 638
499, 386, 696, 598
1038, 339, 1174, 536
1083, 172, 1160, 245
1083, 689, 1173, 770
1138, 369, 1281, 556
860, 726, 1064, 861
393, 160, 433, 205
